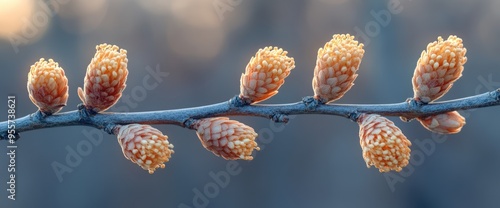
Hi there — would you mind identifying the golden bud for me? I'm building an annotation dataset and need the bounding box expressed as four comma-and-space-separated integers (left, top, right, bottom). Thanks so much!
358, 114, 411, 172
27, 58, 69, 115
117, 124, 174, 174
412, 35, 467, 103
239, 46, 295, 103
417, 111, 465, 134
194, 117, 260, 160
312, 34, 364, 103
78, 43, 128, 112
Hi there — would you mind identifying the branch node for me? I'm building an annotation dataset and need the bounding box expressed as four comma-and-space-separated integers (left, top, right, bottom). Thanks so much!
271, 114, 289, 123
77, 103, 86, 110
229, 95, 250, 108
183, 118, 198, 129
31, 110, 47, 121
407, 97, 424, 109
399, 98, 423, 122
493, 88, 500, 101
302, 96, 322, 110
77, 104, 98, 122
348, 112, 360, 122
104, 123, 118, 135
77, 103, 98, 116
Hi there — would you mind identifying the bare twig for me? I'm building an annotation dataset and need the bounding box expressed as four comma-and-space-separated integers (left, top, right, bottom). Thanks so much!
1, 89, 499, 140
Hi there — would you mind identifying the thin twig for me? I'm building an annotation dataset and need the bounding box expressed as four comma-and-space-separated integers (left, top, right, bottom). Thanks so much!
1, 89, 499, 140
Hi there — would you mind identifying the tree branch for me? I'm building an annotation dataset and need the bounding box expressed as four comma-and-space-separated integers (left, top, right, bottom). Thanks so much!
2, 89, 500, 140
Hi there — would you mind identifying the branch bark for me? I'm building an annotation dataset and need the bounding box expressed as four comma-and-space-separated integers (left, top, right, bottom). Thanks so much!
2, 89, 499, 140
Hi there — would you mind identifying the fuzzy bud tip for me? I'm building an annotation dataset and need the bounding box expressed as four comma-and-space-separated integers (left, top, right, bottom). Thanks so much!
412, 35, 467, 103
117, 124, 174, 174
239, 46, 295, 103
78, 43, 128, 112
312, 34, 364, 103
27, 58, 69, 115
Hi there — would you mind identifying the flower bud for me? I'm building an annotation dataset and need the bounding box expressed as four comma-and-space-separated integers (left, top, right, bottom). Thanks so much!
27, 58, 69, 115
78, 43, 128, 112
358, 114, 411, 172
312, 34, 364, 103
116, 124, 174, 174
417, 111, 465, 134
239, 46, 295, 103
412, 35, 467, 103
194, 117, 260, 160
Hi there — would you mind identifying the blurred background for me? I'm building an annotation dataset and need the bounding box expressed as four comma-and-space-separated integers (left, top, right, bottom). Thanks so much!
1, 0, 500, 207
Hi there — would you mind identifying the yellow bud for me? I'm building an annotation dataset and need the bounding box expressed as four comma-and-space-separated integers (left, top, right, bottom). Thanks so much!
412, 35, 467, 103
116, 124, 174, 174
312, 34, 364, 103
194, 117, 260, 160
417, 111, 465, 134
358, 114, 411, 172
27, 58, 69, 115
239, 46, 295, 103
78, 43, 128, 112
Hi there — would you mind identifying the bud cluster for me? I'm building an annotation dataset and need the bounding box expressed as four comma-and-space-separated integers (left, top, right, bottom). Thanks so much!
22, 34, 473, 175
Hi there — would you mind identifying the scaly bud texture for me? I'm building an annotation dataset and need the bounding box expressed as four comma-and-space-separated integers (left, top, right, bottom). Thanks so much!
358, 114, 411, 172
312, 34, 364, 103
412, 36, 467, 133
412, 35, 467, 103
417, 111, 465, 134
117, 124, 174, 174
239, 46, 295, 103
78, 44, 128, 112
194, 117, 260, 160
27, 58, 69, 115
